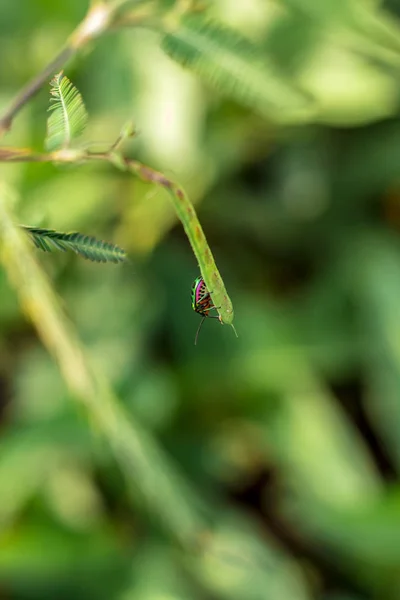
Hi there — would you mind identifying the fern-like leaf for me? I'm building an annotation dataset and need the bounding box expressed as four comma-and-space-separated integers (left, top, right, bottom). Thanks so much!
45, 71, 88, 151
162, 16, 314, 122
23, 226, 127, 264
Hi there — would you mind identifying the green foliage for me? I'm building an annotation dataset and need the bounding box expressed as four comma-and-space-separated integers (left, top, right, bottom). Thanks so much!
23, 226, 127, 263
161, 15, 314, 122
4, 1, 400, 599
45, 71, 88, 151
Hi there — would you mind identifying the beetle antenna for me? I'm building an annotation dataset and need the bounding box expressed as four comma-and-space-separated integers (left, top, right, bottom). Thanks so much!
194, 316, 206, 345
231, 323, 238, 338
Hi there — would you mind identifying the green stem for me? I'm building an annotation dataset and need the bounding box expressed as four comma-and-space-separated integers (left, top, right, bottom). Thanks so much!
0, 181, 206, 545
0, 146, 235, 326
0, 0, 146, 137
125, 159, 234, 325
0, 47, 75, 136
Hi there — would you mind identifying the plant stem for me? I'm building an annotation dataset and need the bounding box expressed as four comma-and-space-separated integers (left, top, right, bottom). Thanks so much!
0, 146, 235, 326
0, 47, 75, 137
125, 159, 234, 325
0, 0, 144, 137
0, 180, 207, 544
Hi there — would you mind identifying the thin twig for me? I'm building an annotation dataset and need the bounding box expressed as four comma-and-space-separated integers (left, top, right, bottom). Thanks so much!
0, 180, 207, 544
0, 145, 235, 325
0, 47, 75, 137
0, 0, 146, 138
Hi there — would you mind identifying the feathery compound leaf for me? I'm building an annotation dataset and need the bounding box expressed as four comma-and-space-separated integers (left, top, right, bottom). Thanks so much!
23, 226, 127, 264
162, 16, 315, 123
45, 71, 88, 151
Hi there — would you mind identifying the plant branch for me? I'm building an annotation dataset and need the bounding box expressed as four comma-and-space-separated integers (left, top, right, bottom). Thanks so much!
0, 180, 207, 544
0, 145, 235, 325
0, 47, 76, 137
124, 158, 234, 325
0, 0, 148, 138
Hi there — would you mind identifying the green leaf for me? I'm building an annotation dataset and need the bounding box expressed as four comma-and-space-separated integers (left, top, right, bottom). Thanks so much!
161, 15, 315, 123
45, 71, 88, 151
22, 226, 127, 264
279, 0, 400, 57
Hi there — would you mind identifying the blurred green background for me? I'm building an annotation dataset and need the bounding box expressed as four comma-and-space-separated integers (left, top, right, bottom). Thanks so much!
3, 0, 400, 598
